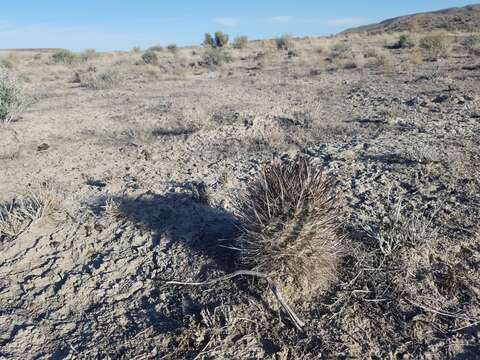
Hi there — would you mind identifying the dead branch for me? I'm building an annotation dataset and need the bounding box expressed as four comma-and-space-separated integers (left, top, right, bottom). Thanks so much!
167, 270, 305, 330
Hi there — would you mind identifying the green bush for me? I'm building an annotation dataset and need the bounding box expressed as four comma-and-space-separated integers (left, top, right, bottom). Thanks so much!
0, 58, 13, 70
275, 34, 294, 51
396, 34, 415, 49
330, 42, 352, 59
419, 32, 450, 60
202, 47, 232, 66
80, 48, 98, 62
167, 44, 178, 53
203, 33, 215, 47
141, 50, 158, 65
233, 36, 248, 49
214, 32, 229, 47
203, 32, 229, 48
148, 45, 163, 52
0, 68, 29, 123
51, 49, 76, 64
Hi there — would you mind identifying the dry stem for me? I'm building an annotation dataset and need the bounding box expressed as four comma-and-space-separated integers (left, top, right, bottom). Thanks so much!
167, 270, 305, 330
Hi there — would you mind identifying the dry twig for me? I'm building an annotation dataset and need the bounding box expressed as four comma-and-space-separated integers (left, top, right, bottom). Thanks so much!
167, 270, 305, 330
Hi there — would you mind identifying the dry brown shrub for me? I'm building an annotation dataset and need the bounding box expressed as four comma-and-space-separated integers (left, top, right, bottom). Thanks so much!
409, 50, 423, 65
78, 68, 122, 89
234, 157, 344, 303
366, 49, 394, 72
419, 31, 451, 60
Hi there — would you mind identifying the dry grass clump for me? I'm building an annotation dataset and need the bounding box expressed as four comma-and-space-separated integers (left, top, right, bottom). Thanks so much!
254, 51, 273, 68
0, 67, 29, 123
326, 42, 363, 70
141, 50, 158, 65
234, 157, 343, 303
78, 68, 122, 90
362, 200, 437, 257
329, 41, 352, 59
464, 35, 480, 56
366, 49, 394, 72
0, 58, 13, 70
0, 53, 17, 70
419, 31, 451, 60
409, 50, 423, 65
80, 48, 99, 62
0, 183, 62, 242
50, 49, 77, 64
323, 200, 480, 357
232, 35, 249, 49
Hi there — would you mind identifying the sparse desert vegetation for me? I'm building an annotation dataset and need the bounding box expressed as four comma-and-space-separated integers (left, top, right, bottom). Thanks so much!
1, 4, 480, 359
232, 35, 249, 49
50, 48, 77, 64
77, 68, 122, 90
419, 31, 451, 60
0, 67, 29, 123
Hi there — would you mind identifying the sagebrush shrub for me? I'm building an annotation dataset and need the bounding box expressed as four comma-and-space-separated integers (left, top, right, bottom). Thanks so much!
148, 45, 164, 52
0, 58, 13, 70
79, 68, 121, 90
0, 53, 17, 69
330, 42, 352, 59
396, 34, 416, 49
234, 157, 344, 303
366, 49, 393, 71
275, 34, 295, 51
80, 48, 98, 62
141, 50, 158, 65
51, 49, 76, 64
202, 47, 232, 66
0, 68, 29, 123
464, 35, 480, 56
233, 36, 248, 49
167, 44, 178, 53
419, 32, 450, 60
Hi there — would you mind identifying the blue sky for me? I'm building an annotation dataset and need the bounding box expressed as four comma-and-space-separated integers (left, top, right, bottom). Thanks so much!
0, 1, 477, 51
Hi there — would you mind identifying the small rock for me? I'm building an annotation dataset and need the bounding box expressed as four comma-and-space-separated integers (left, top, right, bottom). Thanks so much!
86, 179, 107, 189
432, 94, 449, 103
37, 143, 50, 151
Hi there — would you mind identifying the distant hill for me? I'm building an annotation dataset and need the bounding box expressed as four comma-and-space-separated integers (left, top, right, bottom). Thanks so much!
342, 4, 480, 34
0, 48, 62, 53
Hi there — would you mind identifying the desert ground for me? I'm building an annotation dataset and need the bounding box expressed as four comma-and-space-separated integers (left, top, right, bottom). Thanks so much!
1, 27, 480, 359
